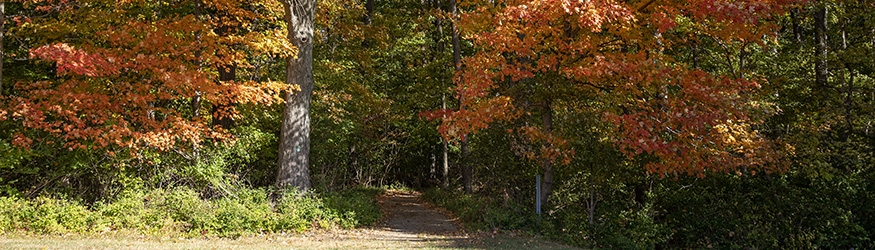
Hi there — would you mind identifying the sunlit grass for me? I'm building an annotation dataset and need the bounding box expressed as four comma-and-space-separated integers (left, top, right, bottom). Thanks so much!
1, 232, 581, 250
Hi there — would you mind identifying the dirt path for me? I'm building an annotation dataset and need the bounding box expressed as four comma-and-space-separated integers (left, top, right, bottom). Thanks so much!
375, 190, 463, 238
282, 190, 468, 247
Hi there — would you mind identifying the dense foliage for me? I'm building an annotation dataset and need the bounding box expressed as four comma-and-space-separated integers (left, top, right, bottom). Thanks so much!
0, 187, 382, 237
0, 0, 873, 248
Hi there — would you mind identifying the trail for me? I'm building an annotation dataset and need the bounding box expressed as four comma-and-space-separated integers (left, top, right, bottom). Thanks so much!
373, 190, 463, 239
274, 190, 471, 249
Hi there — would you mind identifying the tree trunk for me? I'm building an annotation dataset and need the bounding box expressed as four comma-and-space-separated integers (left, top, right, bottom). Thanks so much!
362, 0, 374, 48
276, 0, 316, 191
434, 0, 449, 188
791, 7, 802, 44
0, 1, 5, 96
442, 95, 449, 187
585, 189, 598, 225
191, 0, 203, 117
365, 0, 374, 25
539, 102, 554, 205
212, 22, 237, 129
450, 0, 472, 194
212, 63, 236, 129
461, 134, 472, 193
814, 5, 828, 89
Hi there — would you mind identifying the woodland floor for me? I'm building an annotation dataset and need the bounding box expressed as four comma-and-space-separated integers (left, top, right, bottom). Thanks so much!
0, 191, 578, 249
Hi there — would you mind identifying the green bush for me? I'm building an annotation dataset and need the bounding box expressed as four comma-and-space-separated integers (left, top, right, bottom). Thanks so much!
0, 196, 28, 232
0, 196, 106, 234
0, 186, 385, 238
323, 187, 382, 228
423, 187, 536, 232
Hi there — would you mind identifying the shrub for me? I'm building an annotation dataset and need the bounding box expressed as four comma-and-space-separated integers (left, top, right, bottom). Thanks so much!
0, 196, 31, 232
0, 185, 386, 238
323, 187, 382, 228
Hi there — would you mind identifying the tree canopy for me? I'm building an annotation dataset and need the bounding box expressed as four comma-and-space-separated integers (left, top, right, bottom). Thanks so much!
1, 0, 874, 248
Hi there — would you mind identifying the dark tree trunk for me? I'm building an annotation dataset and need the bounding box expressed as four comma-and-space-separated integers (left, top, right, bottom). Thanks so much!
450, 0, 472, 194
277, 0, 316, 191
442, 96, 449, 187
791, 7, 802, 44
434, 0, 450, 188
365, 0, 374, 25
191, 0, 203, 117
539, 102, 554, 205
461, 134, 472, 193
362, 0, 374, 48
814, 6, 828, 89
212, 22, 237, 129
0, 1, 5, 96
212, 63, 236, 129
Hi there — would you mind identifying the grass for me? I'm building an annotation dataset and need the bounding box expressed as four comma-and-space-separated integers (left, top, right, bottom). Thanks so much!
0, 232, 581, 250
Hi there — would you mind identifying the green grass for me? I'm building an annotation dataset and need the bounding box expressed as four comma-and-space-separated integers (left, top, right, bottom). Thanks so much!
0, 232, 581, 250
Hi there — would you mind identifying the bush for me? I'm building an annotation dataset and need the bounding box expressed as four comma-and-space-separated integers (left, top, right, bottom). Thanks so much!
0, 196, 105, 234
0, 186, 386, 238
423, 187, 536, 232
323, 187, 382, 228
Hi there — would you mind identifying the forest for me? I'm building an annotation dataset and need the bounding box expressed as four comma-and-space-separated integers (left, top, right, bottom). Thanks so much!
0, 0, 873, 248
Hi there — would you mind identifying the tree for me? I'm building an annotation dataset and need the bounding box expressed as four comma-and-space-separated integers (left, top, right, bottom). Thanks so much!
0, 0, 5, 97
439, 0, 793, 201
765, 0, 875, 178
276, 0, 316, 191
4, 0, 292, 169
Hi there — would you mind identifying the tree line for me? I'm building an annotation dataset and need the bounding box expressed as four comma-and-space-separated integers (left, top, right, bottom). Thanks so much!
0, 0, 873, 248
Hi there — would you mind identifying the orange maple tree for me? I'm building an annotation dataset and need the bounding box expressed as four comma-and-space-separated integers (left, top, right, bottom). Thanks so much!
3, 0, 295, 153
439, 0, 794, 177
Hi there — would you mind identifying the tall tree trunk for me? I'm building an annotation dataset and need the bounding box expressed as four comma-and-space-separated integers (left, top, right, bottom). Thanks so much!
365, 0, 374, 25
539, 102, 554, 205
450, 0, 472, 194
0, 1, 5, 96
277, 0, 316, 191
212, 63, 236, 128
814, 5, 828, 89
362, 0, 374, 48
434, 0, 450, 188
791, 7, 802, 44
840, 20, 853, 143
212, 23, 237, 129
191, 0, 203, 118
442, 95, 449, 187
461, 134, 472, 193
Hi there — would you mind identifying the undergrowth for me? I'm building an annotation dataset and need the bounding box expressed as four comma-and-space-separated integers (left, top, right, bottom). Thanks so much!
0, 186, 382, 238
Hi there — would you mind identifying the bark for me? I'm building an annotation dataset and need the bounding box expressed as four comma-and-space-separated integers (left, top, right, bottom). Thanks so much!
212, 63, 236, 128
450, 0, 461, 71
212, 22, 237, 129
539, 102, 554, 205
362, 0, 374, 48
791, 8, 802, 44
432, 0, 449, 188
191, 0, 202, 117
450, 0, 472, 194
365, 0, 374, 25
585, 189, 598, 225
461, 134, 472, 193
277, 0, 316, 191
0, 1, 4, 96
841, 21, 853, 142
814, 6, 828, 89
442, 96, 449, 187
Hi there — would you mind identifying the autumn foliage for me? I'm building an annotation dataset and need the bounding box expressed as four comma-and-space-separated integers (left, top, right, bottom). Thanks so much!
440, 0, 795, 176
4, 0, 295, 152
